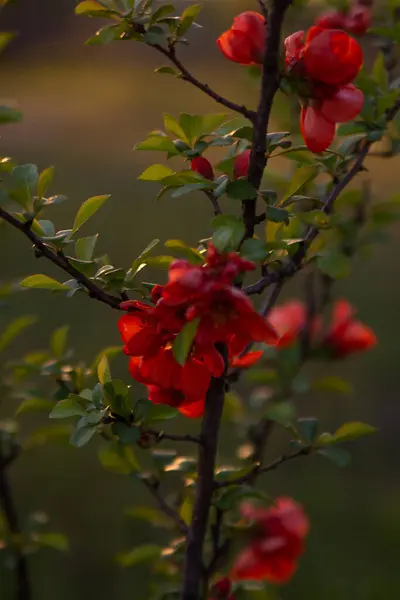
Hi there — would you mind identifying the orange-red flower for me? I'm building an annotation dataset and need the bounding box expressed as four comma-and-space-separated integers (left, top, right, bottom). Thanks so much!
316, 6, 371, 36
217, 12, 266, 66
191, 156, 215, 181
322, 299, 377, 358
284, 26, 364, 153
267, 301, 307, 348
231, 498, 309, 583
233, 150, 251, 179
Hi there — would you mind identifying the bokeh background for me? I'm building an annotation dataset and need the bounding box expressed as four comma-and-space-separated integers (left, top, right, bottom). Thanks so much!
1, 1, 400, 599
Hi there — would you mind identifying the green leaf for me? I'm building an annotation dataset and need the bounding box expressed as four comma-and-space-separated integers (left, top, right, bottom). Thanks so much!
0, 316, 36, 352
37, 166, 54, 199
170, 182, 212, 198
265, 401, 295, 426
104, 379, 132, 420
98, 443, 140, 475
173, 318, 200, 366
163, 114, 188, 142
318, 446, 351, 468
97, 355, 111, 384
50, 398, 87, 419
75, 234, 99, 261
0, 106, 23, 124
71, 194, 110, 235
16, 398, 53, 416
240, 238, 268, 263
297, 417, 318, 444
86, 23, 125, 45
20, 275, 68, 292
125, 506, 172, 528
373, 52, 388, 92
116, 544, 162, 568
281, 165, 318, 204
151, 4, 176, 22
178, 4, 201, 36
112, 422, 141, 444
297, 210, 331, 228
139, 164, 175, 181
144, 403, 179, 424
69, 425, 96, 448
130, 238, 160, 276
180, 493, 194, 525
134, 136, 179, 154
164, 239, 204, 264
51, 325, 69, 359
226, 179, 257, 200
326, 422, 376, 444
33, 532, 69, 551
154, 66, 179, 76
212, 215, 245, 252
11, 164, 39, 209
317, 251, 351, 279
75, 1, 109, 15
312, 376, 353, 395
266, 206, 290, 223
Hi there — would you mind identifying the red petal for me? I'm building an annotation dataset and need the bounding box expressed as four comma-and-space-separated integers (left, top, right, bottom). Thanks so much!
334, 321, 377, 357
284, 30, 304, 66
315, 11, 346, 30
231, 350, 263, 368
217, 29, 259, 65
179, 397, 205, 418
268, 301, 306, 348
124, 326, 161, 357
320, 84, 364, 123
118, 313, 144, 344
199, 345, 225, 378
191, 156, 215, 181
181, 358, 211, 401
304, 27, 363, 86
242, 311, 278, 345
300, 105, 336, 153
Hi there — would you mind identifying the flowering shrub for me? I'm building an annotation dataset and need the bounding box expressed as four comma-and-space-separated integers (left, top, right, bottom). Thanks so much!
0, 0, 399, 599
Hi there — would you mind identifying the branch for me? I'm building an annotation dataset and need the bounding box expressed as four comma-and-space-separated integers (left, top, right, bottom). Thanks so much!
0, 207, 122, 310
153, 45, 256, 121
181, 345, 228, 600
141, 478, 188, 534
145, 428, 201, 445
0, 451, 31, 600
243, 0, 292, 238
215, 446, 311, 489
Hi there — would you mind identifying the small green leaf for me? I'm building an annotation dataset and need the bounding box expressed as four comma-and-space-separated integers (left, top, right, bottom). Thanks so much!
134, 136, 179, 154
0, 316, 36, 352
50, 398, 87, 419
144, 404, 179, 424
312, 376, 353, 395
180, 493, 194, 525
51, 325, 69, 359
104, 379, 132, 420
75, 1, 108, 15
69, 425, 96, 448
11, 164, 39, 209
33, 532, 68, 551
0, 106, 23, 124
16, 398, 53, 416
266, 206, 290, 223
212, 215, 245, 252
317, 251, 351, 279
240, 238, 268, 263
226, 179, 257, 200
163, 113, 188, 142
281, 165, 318, 204
173, 318, 200, 366
297, 210, 331, 228
20, 275, 68, 292
75, 234, 99, 261
164, 239, 204, 264
178, 4, 201, 36
71, 194, 110, 235
112, 422, 141, 444
130, 238, 160, 276
373, 52, 388, 92
139, 164, 175, 181
297, 417, 318, 444
265, 401, 295, 426
97, 355, 111, 384
98, 443, 140, 475
318, 446, 351, 468
37, 166, 54, 199
154, 66, 179, 76
329, 421, 376, 444
116, 544, 162, 568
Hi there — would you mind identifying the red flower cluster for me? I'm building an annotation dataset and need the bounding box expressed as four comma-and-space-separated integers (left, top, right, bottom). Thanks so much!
209, 578, 235, 600
316, 1, 371, 36
217, 11, 266, 65
231, 498, 309, 583
284, 26, 364, 152
118, 245, 277, 418
268, 298, 377, 358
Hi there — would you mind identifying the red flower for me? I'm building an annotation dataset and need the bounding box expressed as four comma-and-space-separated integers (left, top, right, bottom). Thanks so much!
315, 10, 346, 30
322, 299, 377, 358
231, 498, 309, 583
217, 12, 266, 66
284, 26, 363, 152
267, 301, 307, 348
191, 156, 215, 181
345, 6, 371, 35
233, 150, 251, 179
231, 350, 263, 369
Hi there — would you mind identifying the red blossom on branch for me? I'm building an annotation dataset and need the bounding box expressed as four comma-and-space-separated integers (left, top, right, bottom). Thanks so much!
322, 299, 377, 358
191, 156, 215, 181
231, 498, 309, 583
316, 5, 371, 36
217, 12, 266, 66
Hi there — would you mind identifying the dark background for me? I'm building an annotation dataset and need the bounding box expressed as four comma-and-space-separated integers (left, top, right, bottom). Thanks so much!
1, 1, 400, 599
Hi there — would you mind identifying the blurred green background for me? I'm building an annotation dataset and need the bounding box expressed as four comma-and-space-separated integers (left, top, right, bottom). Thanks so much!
1, 1, 400, 599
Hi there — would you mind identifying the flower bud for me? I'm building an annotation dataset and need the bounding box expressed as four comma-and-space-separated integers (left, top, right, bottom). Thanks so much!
191, 156, 215, 180
233, 149, 251, 179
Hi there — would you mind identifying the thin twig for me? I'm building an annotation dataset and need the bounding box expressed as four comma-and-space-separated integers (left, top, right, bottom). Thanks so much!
141, 478, 188, 534
153, 45, 256, 121
145, 429, 202, 445
0, 208, 122, 310
181, 345, 227, 600
243, 0, 292, 238
0, 450, 31, 600
215, 446, 310, 489
204, 191, 222, 216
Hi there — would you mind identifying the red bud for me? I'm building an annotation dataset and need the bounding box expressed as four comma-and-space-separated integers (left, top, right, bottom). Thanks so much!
191, 156, 215, 180
233, 150, 251, 179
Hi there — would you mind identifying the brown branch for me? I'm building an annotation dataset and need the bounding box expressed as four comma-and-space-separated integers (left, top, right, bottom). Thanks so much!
0, 207, 122, 310
215, 446, 311, 489
181, 345, 227, 600
153, 45, 256, 121
145, 429, 201, 445
141, 478, 188, 534
243, 0, 292, 238
0, 450, 31, 600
